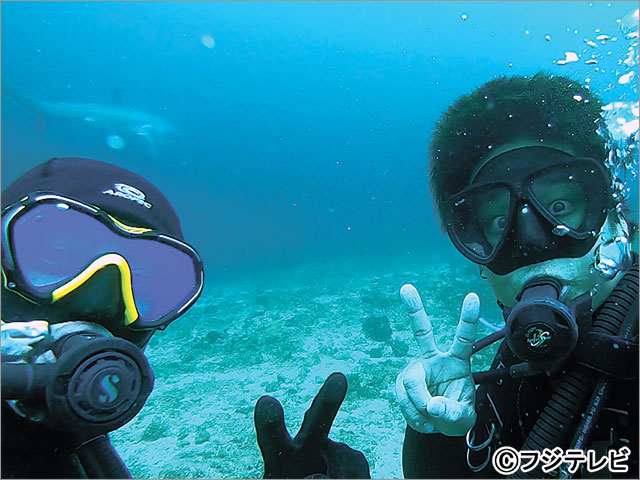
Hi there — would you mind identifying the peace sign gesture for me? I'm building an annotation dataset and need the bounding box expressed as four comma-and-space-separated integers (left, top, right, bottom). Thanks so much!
254, 372, 370, 478
395, 284, 480, 437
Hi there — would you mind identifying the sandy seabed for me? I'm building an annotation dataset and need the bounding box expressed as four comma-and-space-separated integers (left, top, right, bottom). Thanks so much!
111, 252, 501, 479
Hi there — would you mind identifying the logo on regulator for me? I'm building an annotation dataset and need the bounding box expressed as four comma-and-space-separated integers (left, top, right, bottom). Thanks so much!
525, 326, 552, 349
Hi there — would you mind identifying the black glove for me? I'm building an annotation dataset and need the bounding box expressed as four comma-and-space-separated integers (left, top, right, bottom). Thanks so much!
255, 372, 371, 479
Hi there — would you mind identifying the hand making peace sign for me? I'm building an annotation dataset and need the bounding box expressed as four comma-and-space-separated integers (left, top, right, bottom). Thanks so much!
254, 372, 370, 479
395, 284, 480, 437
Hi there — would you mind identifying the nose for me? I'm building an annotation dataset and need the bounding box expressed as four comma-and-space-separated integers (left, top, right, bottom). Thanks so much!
515, 203, 557, 257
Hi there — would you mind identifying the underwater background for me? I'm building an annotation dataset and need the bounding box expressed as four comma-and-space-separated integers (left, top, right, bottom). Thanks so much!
1, 2, 638, 478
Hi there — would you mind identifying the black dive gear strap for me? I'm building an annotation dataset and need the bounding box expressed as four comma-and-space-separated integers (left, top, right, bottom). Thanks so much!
472, 330, 638, 385
511, 259, 638, 479
2, 331, 154, 478
465, 256, 638, 478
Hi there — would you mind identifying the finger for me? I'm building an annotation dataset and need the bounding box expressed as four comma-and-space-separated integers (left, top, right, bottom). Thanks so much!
324, 440, 371, 478
395, 371, 423, 431
400, 284, 439, 359
427, 396, 467, 422
296, 372, 347, 446
427, 397, 477, 435
449, 293, 480, 360
403, 359, 433, 413
255, 395, 293, 459
395, 361, 436, 433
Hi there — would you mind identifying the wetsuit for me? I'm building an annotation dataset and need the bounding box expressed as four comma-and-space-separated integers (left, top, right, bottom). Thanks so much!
403, 258, 639, 479
1, 384, 130, 479
1, 403, 89, 478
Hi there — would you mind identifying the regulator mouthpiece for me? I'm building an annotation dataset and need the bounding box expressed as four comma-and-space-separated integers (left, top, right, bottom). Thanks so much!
505, 278, 579, 372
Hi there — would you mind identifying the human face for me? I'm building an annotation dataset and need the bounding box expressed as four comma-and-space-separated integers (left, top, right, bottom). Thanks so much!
444, 145, 611, 275
476, 170, 589, 247
484, 213, 628, 308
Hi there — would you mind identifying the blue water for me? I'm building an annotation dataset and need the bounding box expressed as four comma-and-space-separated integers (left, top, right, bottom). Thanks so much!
2, 2, 638, 478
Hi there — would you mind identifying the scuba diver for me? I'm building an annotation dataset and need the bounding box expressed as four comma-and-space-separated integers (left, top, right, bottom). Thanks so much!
254, 73, 638, 479
1, 157, 204, 478
397, 73, 638, 478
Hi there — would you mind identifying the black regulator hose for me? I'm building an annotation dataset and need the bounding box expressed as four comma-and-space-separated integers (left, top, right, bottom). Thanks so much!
510, 260, 639, 478
76, 434, 132, 479
1, 362, 55, 401
2, 335, 154, 439
2, 334, 154, 478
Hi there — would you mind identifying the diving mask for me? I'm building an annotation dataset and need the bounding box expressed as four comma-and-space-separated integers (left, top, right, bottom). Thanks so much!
1, 192, 204, 330
443, 146, 612, 275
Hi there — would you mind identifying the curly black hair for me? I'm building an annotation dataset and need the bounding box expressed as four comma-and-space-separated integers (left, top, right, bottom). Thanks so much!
429, 72, 608, 226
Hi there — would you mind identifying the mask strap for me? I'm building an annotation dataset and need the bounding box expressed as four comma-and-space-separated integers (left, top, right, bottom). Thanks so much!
469, 144, 577, 183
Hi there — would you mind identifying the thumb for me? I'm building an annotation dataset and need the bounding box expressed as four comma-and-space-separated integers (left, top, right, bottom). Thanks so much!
324, 440, 371, 479
426, 396, 465, 422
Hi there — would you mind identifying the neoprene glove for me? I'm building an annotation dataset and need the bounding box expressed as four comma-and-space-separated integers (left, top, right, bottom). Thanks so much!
254, 372, 371, 479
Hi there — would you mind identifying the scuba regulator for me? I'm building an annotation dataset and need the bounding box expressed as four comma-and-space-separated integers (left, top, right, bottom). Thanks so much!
471, 278, 592, 381
467, 260, 639, 478
1, 322, 154, 439
1, 321, 154, 478
503, 277, 591, 376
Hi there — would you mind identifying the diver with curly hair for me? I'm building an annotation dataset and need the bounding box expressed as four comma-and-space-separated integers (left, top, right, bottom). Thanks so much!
254, 73, 638, 479
396, 72, 638, 478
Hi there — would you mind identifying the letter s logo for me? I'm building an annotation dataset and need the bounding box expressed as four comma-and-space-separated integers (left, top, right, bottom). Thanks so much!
99, 374, 121, 403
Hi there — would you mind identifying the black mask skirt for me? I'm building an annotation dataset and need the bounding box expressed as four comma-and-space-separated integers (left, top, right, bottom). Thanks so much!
442, 146, 612, 275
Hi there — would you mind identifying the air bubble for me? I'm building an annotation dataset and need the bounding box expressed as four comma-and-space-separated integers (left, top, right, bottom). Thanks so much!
618, 71, 635, 84
200, 35, 215, 49
557, 51, 579, 65
595, 235, 632, 278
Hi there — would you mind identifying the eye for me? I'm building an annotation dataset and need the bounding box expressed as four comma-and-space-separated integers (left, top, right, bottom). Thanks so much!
491, 215, 507, 231
550, 200, 570, 214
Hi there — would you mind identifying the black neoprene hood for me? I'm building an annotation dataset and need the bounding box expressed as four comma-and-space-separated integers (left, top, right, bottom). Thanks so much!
2, 157, 184, 240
